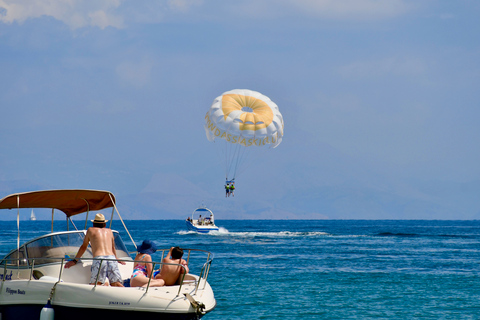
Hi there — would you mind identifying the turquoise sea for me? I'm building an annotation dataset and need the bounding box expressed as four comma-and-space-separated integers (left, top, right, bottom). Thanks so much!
1, 219, 480, 319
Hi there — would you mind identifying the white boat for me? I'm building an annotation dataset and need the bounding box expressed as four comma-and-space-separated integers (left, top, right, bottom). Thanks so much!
0, 190, 216, 320
186, 207, 219, 233
30, 209, 36, 221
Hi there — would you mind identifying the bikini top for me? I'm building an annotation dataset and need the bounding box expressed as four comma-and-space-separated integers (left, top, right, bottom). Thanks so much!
134, 254, 148, 271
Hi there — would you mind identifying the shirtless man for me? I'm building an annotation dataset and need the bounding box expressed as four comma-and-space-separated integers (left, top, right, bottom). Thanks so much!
154, 247, 189, 286
65, 213, 126, 287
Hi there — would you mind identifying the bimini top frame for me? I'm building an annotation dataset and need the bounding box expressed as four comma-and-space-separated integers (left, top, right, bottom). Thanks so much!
0, 189, 136, 252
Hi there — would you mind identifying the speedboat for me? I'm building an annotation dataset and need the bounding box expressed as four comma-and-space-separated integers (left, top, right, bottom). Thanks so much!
185, 207, 219, 233
0, 189, 216, 320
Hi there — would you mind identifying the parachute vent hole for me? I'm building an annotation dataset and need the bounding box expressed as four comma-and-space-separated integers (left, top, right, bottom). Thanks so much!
241, 107, 253, 112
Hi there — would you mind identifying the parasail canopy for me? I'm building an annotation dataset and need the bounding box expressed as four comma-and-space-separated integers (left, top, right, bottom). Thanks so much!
204, 89, 284, 180
205, 89, 284, 148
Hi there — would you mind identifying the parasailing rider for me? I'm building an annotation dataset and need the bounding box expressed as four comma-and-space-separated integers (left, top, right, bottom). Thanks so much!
225, 182, 230, 197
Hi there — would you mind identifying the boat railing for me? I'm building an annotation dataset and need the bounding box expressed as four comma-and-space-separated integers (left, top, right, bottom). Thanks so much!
1, 248, 214, 296
143, 248, 214, 294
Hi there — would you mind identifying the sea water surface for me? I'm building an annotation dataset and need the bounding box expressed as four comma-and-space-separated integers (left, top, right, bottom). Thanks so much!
1, 220, 480, 319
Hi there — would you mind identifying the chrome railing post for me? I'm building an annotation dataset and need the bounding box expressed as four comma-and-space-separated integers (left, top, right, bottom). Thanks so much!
195, 263, 207, 295
203, 261, 212, 290
29, 259, 36, 280
176, 265, 188, 296
58, 258, 65, 282
145, 261, 155, 293
94, 258, 104, 288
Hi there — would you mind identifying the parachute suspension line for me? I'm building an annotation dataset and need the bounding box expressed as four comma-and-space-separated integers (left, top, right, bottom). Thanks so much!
223, 119, 238, 180
230, 140, 246, 181
229, 142, 239, 180
224, 140, 243, 181
232, 142, 248, 180
224, 140, 230, 180
235, 143, 269, 178
224, 141, 235, 180
234, 146, 253, 178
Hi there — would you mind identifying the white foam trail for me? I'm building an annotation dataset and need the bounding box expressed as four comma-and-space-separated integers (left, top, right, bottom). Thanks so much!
177, 230, 197, 235
206, 231, 329, 238
177, 229, 329, 237
213, 227, 229, 234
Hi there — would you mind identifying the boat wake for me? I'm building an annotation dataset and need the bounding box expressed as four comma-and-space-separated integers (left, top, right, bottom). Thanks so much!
178, 229, 330, 238
177, 227, 229, 235
221, 231, 330, 238
177, 230, 198, 235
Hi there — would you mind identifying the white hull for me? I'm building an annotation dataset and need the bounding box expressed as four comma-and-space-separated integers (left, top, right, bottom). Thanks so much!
187, 206, 219, 233
0, 275, 215, 319
186, 220, 219, 233
0, 190, 216, 320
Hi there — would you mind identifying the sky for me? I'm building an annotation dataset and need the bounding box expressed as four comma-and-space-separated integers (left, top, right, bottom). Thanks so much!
1, 0, 479, 220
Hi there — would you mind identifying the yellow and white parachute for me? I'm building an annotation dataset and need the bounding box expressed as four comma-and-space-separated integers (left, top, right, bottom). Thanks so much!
204, 89, 284, 181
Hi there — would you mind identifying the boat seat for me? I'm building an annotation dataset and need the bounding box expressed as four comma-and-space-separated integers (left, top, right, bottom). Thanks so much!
32, 270, 63, 282
176, 274, 196, 285
42, 246, 92, 259
38, 276, 63, 282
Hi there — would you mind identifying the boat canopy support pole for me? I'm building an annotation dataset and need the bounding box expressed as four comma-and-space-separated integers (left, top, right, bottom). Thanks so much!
108, 194, 137, 250
16, 196, 20, 273
51, 208, 54, 233
16, 196, 20, 255
82, 198, 90, 230
109, 207, 114, 228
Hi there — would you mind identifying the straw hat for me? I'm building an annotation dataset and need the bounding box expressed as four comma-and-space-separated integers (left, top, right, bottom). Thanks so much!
91, 213, 108, 223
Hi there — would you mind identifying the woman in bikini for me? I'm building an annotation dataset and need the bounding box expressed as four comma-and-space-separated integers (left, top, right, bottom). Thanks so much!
130, 239, 165, 287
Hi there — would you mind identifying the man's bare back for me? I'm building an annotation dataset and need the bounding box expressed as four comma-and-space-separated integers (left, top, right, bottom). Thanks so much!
86, 227, 115, 257
65, 227, 116, 267
64, 214, 125, 269
155, 247, 189, 286
64, 213, 125, 286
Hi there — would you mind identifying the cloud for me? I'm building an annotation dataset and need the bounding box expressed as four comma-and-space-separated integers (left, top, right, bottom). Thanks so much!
0, 0, 205, 29
0, 0, 412, 30
0, 0, 124, 29
291, 0, 411, 19
225, 0, 412, 20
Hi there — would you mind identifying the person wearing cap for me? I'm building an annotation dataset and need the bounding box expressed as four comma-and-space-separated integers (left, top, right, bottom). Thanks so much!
225, 183, 230, 197
154, 247, 189, 286
130, 240, 166, 287
65, 213, 126, 287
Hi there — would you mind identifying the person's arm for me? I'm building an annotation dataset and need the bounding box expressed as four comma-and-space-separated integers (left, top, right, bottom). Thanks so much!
145, 254, 153, 277
65, 230, 90, 268
181, 259, 189, 274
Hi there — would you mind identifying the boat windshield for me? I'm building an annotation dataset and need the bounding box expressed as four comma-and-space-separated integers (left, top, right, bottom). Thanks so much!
1, 230, 130, 267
